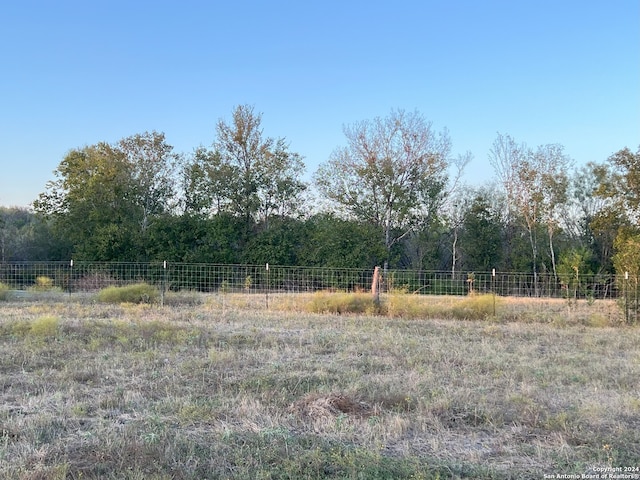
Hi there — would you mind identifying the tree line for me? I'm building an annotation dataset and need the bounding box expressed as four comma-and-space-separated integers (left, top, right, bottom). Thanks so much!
1, 105, 638, 281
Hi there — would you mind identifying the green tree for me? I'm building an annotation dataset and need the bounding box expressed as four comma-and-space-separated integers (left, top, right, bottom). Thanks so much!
612, 230, 640, 323
314, 109, 452, 265
591, 146, 640, 274
459, 191, 503, 272
145, 213, 245, 263
33, 132, 179, 260
557, 247, 593, 299
242, 217, 308, 265
298, 214, 387, 268
0, 207, 69, 261
595, 146, 640, 220
559, 164, 612, 273
188, 105, 307, 226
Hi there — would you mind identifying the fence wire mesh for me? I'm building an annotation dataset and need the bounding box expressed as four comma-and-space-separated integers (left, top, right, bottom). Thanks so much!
0, 260, 633, 299
2, 261, 639, 322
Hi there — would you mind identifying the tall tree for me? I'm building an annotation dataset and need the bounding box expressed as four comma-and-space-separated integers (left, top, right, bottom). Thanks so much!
490, 133, 572, 290
594, 146, 640, 224
118, 132, 180, 233
591, 146, 640, 275
33, 132, 179, 260
560, 163, 613, 273
209, 104, 307, 226
314, 109, 452, 265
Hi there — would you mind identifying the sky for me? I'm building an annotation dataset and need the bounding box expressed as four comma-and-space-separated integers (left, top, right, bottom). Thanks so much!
1, 0, 639, 208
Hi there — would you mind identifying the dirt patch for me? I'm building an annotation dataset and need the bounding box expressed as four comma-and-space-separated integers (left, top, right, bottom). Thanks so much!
289, 393, 374, 419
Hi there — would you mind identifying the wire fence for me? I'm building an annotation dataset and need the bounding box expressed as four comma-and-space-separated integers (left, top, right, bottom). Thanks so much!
1, 261, 638, 322
0, 260, 635, 299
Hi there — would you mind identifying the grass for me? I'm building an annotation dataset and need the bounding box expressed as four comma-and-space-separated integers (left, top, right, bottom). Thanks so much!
0, 282, 9, 301
0, 297, 638, 479
96, 283, 160, 304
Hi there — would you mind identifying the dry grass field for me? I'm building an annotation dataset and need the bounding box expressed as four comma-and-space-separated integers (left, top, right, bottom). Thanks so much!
0, 293, 638, 479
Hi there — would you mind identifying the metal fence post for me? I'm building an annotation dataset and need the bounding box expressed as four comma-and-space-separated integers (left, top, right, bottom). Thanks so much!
69, 259, 73, 296
161, 260, 167, 307
265, 263, 269, 309
624, 271, 629, 323
492, 268, 496, 316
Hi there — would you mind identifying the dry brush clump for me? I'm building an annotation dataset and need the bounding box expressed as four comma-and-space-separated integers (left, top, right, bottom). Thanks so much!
96, 282, 160, 304
0, 282, 9, 301
0, 300, 638, 479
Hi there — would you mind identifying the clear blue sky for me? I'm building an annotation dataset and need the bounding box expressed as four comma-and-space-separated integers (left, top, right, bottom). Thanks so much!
1, 0, 638, 208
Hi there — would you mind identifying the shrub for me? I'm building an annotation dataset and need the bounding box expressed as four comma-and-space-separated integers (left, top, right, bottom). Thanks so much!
30, 316, 60, 337
97, 283, 160, 304
0, 282, 9, 301
450, 294, 498, 320
305, 292, 378, 315
33, 276, 55, 291
383, 294, 438, 320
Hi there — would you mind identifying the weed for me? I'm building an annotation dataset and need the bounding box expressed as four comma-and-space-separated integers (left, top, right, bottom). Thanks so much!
0, 281, 11, 301
32, 276, 55, 291
29, 315, 61, 338
305, 291, 378, 315
97, 283, 160, 304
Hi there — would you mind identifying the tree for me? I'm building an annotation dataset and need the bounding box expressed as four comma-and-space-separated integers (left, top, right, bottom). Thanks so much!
459, 190, 503, 272
612, 230, 640, 323
490, 133, 572, 291
0, 207, 68, 261
594, 146, 640, 224
588, 146, 640, 277
197, 104, 307, 226
33, 132, 179, 260
314, 109, 452, 265
560, 164, 614, 273
298, 214, 387, 268
118, 131, 180, 233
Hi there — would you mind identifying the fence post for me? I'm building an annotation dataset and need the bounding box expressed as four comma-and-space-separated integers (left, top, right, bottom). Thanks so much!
372, 266, 381, 307
161, 260, 167, 307
625, 271, 629, 324
69, 259, 73, 296
492, 268, 496, 316
265, 263, 269, 309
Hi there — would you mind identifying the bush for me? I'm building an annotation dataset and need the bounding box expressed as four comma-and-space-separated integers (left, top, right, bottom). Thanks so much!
305, 292, 378, 315
0, 282, 9, 301
33, 276, 55, 291
97, 283, 160, 304
30, 316, 60, 337
450, 294, 498, 320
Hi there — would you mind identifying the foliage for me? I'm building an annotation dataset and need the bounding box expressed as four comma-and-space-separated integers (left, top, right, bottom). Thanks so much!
557, 247, 593, 299
0, 206, 67, 261
183, 105, 307, 224
612, 230, 640, 323
298, 213, 387, 268
595, 146, 640, 221
459, 191, 503, 271
33, 131, 179, 261
489, 133, 572, 284
241, 217, 308, 265
0, 281, 9, 301
97, 283, 160, 304
8, 103, 637, 274
314, 109, 452, 259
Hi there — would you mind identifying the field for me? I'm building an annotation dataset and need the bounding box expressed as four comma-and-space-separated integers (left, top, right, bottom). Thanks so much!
0, 294, 639, 479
